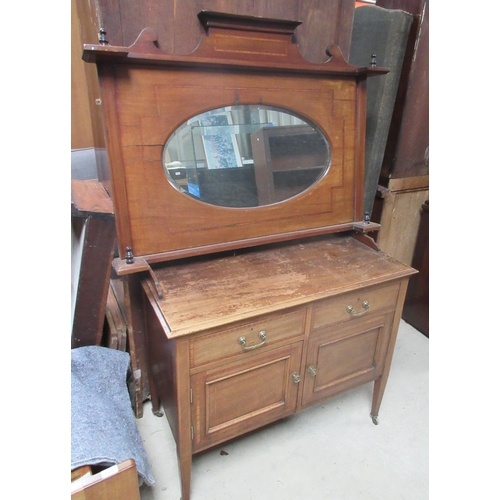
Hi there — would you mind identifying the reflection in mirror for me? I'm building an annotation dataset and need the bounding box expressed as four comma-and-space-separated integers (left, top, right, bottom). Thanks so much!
163, 105, 330, 208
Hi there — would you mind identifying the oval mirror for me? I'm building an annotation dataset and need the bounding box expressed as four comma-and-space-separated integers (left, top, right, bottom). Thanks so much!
163, 105, 330, 208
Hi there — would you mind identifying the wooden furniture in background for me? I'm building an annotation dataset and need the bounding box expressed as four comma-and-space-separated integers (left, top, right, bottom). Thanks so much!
71, 180, 149, 414
71, 459, 141, 500
373, 176, 429, 266
71, 179, 115, 348
251, 124, 328, 205
72, 0, 109, 188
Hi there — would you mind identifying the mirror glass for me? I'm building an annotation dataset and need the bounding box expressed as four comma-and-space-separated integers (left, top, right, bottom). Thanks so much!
163, 105, 330, 208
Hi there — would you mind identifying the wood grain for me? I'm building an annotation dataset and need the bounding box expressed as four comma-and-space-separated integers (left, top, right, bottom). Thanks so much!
84, 13, 388, 261
146, 234, 415, 337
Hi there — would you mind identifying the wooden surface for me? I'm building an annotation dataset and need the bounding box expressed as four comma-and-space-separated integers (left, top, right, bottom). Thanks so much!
71, 179, 114, 219
82, 0, 355, 64
71, 0, 95, 150
145, 234, 415, 337
72, 466, 92, 482
71, 460, 140, 500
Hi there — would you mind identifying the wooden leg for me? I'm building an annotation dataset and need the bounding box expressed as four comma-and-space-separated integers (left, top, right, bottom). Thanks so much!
175, 339, 193, 500
371, 278, 410, 424
148, 375, 163, 417
179, 454, 192, 500
122, 274, 151, 418
370, 377, 386, 425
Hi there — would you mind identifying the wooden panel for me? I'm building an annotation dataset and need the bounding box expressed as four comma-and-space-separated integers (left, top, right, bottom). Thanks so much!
85, 1, 354, 63
376, 185, 429, 265
190, 308, 306, 369
73, 0, 108, 154
302, 313, 393, 407
311, 282, 400, 331
147, 234, 416, 337
103, 285, 127, 351
103, 63, 360, 259
71, 180, 116, 348
191, 342, 302, 452
402, 199, 428, 336
72, 466, 92, 482
72, 0, 94, 150
316, 328, 378, 382
71, 179, 114, 218
71, 460, 140, 500
71, 219, 116, 348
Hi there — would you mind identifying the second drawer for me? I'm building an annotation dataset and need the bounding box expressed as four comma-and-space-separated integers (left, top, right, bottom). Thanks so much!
311, 282, 400, 331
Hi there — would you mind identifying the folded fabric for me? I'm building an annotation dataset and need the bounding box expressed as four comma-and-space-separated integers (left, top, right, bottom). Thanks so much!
71, 345, 155, 486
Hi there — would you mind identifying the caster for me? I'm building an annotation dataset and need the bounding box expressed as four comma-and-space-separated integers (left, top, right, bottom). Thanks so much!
153, 408, 164, 417
370, 414, 379, 425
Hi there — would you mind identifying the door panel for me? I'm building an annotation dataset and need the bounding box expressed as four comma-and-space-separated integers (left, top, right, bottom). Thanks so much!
191, 342, 302, 452
302, 313, 393, 407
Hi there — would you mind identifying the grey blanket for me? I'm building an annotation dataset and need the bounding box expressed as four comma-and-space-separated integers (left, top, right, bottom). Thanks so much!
71, 346, 155, 486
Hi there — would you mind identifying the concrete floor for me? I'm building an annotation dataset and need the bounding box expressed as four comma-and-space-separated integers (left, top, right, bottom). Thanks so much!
137, 320, 428, 500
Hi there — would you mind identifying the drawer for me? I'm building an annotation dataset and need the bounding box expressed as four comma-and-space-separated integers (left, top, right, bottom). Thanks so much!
190, 308, 306, 369
311, 283, 400, 331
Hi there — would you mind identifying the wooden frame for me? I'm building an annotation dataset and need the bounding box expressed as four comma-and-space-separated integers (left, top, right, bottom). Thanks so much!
83, 11, 388, 269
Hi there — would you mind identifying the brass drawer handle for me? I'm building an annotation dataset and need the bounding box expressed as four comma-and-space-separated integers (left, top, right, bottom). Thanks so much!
346, 300, 370, 317
238, 330, 267, 351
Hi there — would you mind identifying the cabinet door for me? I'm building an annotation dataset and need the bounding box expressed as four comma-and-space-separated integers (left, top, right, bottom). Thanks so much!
191, 342, 302, 453
302, 313, 393, 408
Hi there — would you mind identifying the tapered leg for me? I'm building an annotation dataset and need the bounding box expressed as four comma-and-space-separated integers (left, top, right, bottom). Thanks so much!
370, 278, 410, 424
371, 376, 386, 424
176, 339, 193, 500
179, 454, 192, 500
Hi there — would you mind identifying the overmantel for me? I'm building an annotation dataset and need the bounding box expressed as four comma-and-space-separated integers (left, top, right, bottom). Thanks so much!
83, 11, 388, 77
83, 10, 389, 272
